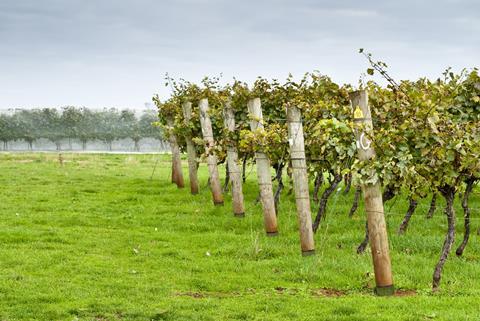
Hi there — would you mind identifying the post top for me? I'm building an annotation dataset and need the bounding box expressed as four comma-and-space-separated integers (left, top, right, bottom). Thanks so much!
199, 98, 209, 112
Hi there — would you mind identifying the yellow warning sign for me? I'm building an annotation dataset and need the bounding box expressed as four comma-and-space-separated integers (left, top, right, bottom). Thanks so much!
354, 106, 363, 119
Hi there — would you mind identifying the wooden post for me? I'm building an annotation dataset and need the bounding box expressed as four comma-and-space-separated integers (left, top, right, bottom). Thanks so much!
223, 101, 245, 217
198, 98, 224, 205
248, 98, 278, 235
171, 160, 176, 183
166, 116, 184, 188
350, 90, 394, 296
182, 101, 200, 195
286, 105, 315, 255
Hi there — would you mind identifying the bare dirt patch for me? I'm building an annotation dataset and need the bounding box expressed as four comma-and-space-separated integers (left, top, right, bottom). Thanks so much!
394, 289, 417, 297
174, 291, 241, 299
311, 288, 346, 297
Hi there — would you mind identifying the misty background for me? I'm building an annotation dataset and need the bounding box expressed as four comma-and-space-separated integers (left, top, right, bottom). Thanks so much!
0, 0, 478, 151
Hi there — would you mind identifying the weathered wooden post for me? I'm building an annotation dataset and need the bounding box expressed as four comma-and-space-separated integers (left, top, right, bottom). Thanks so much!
171, 162, 176, 184
286, 104, 315, 255
199, 98, 224, 205
223, 101, 245, 217
182, 101, 200, 194
166, 116, 184, 188
350, 90, 394, 296
248, 98, 278, 235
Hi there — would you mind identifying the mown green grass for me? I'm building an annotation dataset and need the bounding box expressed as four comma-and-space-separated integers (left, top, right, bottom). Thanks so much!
0, 152, 479, 320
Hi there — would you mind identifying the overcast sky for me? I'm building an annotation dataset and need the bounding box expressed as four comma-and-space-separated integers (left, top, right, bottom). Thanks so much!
0, 0, 478, 110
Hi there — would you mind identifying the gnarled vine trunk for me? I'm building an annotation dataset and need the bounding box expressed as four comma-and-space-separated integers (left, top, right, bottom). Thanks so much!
223, 163, 230, 193
357, 221, 369, 254
426, 193, 437, 219
349, 186, 361, 218
273, 162, 285, 214
242, 155, 247, 183
433, 186, 456, 291
398, 197, 418, 234
343, 173, 352, 195
312, 173, 342, 233
312, 172, 323, 204
456, 178, 476, 256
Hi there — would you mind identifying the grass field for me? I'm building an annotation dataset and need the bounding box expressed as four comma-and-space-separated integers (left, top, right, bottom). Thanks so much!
0, 153, 479, 320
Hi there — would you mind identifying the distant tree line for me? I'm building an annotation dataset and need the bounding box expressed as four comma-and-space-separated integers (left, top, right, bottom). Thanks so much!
0, 107, 163, 151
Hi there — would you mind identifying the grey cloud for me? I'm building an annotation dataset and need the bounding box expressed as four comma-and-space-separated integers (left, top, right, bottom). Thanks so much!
0, 0, 478, 109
